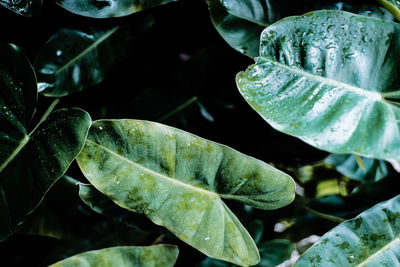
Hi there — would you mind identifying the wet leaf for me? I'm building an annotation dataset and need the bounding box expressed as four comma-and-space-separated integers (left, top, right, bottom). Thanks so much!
34, 18, 154, 97
77, 119, 295, 266
0, 0, 42, 17
49, 245, 179, 267
54, 0, 177, 18
237, 10, 400, 161
294, 194, 400, 266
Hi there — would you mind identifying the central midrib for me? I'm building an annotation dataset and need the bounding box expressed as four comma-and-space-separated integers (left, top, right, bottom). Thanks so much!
358, 236, 400, 266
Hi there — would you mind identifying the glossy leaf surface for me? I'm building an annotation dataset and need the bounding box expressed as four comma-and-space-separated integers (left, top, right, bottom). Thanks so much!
325, 154, 390, 183
49, 245, 179, 267
0, 108, 91, 241
34, 19, 153, 97
77, 120, 295, 266
54, 0, 177, 18
0, 0, 42, 17
237, 10, 400, 161
294, 195, 400, 266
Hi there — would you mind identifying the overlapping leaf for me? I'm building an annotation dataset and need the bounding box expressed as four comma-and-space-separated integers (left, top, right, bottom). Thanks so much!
237, 10, 400, 161
294, 195, 400, 266
0, 44, 92, 242
77, 119, 295, 266
49, 245, 179, 267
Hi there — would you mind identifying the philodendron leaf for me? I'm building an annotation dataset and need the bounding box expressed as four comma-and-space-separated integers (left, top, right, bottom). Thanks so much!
0, 0, 42, 17
237, 10, 400, 161
77, 120, 295, 266
325, 154, 390, 183
34, 17, 154, 97
206, 0, 393, 57
54, 0, 177, 18
49, 245, 179, 267
294, 194, 400, 266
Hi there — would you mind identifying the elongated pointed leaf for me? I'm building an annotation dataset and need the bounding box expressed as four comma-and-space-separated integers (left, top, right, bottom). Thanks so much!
54, 0, 177, 18
206, 1, 393, 57
294, 195, 400, 266
237, 10, 400, 161
49, 245, 179, 267
0, 108, 91, 241
34, 19, 154, 97
77, 120, 295, 266
0, 0, 42, 17
325, 154, 390, 183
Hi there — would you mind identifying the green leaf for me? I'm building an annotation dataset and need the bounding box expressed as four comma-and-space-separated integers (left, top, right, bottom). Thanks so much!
237, 10, 400, 161
378, 0, 400, 21
258, 239, 294, 267
49, 245, 179, 267
294, 194, 400, 266
325, 154, 390, 183
0, 108, 91, 241
77, 120, 295, 266
53, 0, 177, 18
34, 19, 154, 97
0, 0, 42, 17
206, 1, 393, 57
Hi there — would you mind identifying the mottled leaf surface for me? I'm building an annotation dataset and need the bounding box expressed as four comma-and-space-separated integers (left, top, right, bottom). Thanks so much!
325, 154, 390, 183
206, 0, 393, 57
0, 0, 42, 17
34, 18, 153, 97
54, 0, 177, 18
77, 120, 295, 266
49, 245, 179, 267
294, 195, 400, 266
237, 10, 400, 161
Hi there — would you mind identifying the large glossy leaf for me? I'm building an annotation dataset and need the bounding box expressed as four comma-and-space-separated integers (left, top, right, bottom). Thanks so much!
325, 154, 390, 183
77, 120, 295, 266
0, 0, 42, 17
49, 245, 179, 267
237, 10, 400, 161
294, 194, 400, 266
54, 0, 177, 18
34, 18, 154, 97
206, 1, 393, 57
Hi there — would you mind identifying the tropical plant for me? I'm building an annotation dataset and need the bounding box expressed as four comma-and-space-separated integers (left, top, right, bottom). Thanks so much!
1, 0, 400, 266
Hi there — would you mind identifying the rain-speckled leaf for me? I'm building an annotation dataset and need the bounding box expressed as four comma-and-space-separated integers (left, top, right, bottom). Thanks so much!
206, 1, 393, 57
77, 119, 295, 266
49, 245, 179, 267
294, 195, 400, 266
325, 154, 390, 183
378, 0, 400, 20
237, 10, 400, 161
0, 0, 42, 17
34, 18, 153, 97
0, 108, 91, 241
54, 0, 177, 18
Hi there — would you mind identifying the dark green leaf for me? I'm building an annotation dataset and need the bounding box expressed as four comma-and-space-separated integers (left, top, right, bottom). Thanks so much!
77, 120, 295, 266
49, 245, 179, 266
294, 195, 400, 266
258, 239, 294, 266
0, 0, 42, 17
237, 10, 400, 161
54, 0, 177, 18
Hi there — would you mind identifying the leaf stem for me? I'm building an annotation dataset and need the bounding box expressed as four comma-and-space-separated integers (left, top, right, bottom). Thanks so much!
29, 98, 60, 136
302, 205, 345, 223
157, 96, 198, 122
377, 0, 400, 21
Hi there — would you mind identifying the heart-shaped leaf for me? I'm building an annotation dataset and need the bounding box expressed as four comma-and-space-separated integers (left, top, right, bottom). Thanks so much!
0, 0, 42, 17
237, 10, 400, 161
294, 194, 400, 266
49, 245, 179, 267
53, 0, 177, 18
77, 120, 295, 266
34, 18, 154, 97
0, 44, 92, 242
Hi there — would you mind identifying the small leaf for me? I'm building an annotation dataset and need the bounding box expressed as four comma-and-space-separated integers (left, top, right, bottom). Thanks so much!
34, 18, 154, 97
49, 245, 179, 267
294, 195, 400, 266
54, 0, 177, 18
237, 10, 400, 161
0, 0, 42, 17
77, 120, 295, 266
258, 239, 294, 267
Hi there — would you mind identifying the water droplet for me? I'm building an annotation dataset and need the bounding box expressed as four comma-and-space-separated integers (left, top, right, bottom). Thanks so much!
204, 236, 210, 241
56, 50, 62, 56
347, 255, 355, 263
